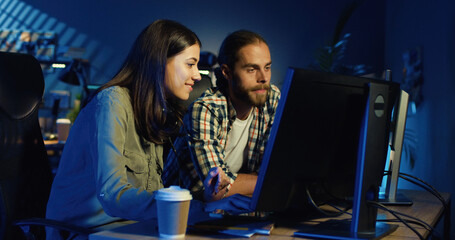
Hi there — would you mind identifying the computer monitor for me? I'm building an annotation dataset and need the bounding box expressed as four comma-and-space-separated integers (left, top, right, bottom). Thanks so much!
250, 67, 401, 239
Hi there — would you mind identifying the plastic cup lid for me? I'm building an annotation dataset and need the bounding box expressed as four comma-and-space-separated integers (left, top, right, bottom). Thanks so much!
56, 118, 71, 124
156, 186, 192, 201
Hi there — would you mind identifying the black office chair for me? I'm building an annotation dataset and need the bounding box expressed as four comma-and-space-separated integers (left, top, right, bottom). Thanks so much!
0, 52, 94, 239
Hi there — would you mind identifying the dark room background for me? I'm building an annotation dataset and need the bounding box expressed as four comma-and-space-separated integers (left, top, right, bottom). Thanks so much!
1, 0, 454, 238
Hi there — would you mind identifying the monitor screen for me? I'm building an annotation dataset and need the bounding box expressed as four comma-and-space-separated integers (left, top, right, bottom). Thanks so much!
250, 67, 400, 237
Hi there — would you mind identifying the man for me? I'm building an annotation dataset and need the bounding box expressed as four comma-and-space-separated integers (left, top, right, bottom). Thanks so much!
163, 30, 280, 201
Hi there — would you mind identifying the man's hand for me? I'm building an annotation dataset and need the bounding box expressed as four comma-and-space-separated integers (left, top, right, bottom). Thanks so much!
204, 194, 252, 215
203, 166, 258, 202
203, 167, 230, 201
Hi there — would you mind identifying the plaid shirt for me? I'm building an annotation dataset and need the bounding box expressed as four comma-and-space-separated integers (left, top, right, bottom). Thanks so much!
163, 85, 280, 197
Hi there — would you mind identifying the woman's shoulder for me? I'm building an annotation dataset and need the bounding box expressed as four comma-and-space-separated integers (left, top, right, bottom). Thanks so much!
92, 86, 133, 111
97, 86, 130, 100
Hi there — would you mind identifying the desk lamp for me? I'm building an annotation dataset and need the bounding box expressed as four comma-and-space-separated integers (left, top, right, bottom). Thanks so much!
58, 59, 90, 102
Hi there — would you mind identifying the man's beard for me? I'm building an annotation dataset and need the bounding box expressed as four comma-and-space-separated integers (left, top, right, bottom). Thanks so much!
231, 78, 270, 107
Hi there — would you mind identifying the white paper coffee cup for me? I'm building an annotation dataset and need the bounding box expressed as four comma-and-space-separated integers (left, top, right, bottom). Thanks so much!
156, 186, 192, 238
56, 118, 71, 143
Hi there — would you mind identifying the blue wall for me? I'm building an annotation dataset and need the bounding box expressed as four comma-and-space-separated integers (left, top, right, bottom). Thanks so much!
385, 0, 455, 238
2, 0, 385, 89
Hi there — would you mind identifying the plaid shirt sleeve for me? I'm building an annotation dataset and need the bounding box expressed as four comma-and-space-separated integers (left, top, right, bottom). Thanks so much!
187, 96, 238, 187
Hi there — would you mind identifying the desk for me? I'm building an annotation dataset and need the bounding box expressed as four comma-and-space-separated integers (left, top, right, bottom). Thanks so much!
44, 140, 65, 175
89, 189, 450, 240
44, 140, 65, 152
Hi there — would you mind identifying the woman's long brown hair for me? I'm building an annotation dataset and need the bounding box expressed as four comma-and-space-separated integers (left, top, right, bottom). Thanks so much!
89, 19, 201, 144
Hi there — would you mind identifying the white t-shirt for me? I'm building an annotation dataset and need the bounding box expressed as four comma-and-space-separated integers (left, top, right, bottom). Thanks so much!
224, 111, 254, 173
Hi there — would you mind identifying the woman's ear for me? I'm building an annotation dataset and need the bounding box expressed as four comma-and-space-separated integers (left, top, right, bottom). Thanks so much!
221, 64, 232, 81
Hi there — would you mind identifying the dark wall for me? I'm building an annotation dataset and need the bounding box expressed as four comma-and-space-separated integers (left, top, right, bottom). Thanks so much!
3, 0, 385, 89
385, 0, 455, 238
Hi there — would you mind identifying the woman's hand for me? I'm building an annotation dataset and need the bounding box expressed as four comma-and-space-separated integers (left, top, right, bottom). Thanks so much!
203, 167, 230, 201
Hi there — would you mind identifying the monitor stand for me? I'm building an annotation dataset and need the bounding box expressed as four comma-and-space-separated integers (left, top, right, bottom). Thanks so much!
378, 192, 413, 206
294, 220, 398, 240
378, 90, 413, 206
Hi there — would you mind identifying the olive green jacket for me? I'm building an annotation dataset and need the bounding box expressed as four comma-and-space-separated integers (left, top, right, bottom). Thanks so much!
46, 86, 163, 232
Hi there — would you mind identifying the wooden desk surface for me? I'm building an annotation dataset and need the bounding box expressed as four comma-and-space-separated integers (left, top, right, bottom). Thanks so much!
89, 189, 450, 240
378, 189, 450, 239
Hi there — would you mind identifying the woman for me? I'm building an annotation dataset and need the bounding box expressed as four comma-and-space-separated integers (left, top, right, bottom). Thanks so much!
45, 19, 227, 238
